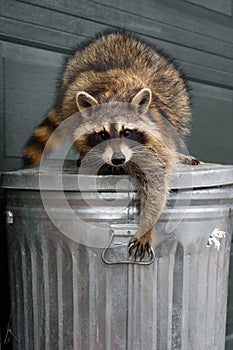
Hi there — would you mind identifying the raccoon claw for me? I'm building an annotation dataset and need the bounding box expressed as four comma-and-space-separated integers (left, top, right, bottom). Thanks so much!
128, 238, 152, 261
190, 156, 200, 165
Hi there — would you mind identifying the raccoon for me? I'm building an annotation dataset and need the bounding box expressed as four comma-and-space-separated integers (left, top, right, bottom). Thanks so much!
23, 29, 198, 260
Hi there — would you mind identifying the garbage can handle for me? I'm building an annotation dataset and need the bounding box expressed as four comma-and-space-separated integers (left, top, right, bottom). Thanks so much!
101, 230, 155, 265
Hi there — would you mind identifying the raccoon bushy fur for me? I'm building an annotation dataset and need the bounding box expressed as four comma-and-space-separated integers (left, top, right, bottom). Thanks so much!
23, 29, 198, 260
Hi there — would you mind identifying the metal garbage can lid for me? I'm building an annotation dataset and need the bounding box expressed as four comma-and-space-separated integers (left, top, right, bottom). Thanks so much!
1, 161, 233, 191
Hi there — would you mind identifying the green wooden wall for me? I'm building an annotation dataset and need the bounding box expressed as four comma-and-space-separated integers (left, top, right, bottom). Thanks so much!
0, 0, 232, 348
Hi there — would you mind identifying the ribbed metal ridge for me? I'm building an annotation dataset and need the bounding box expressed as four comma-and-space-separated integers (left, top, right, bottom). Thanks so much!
1, 161, 233, 190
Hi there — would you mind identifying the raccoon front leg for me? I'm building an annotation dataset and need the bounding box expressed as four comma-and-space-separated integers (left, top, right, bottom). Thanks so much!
128, 172, 168, 260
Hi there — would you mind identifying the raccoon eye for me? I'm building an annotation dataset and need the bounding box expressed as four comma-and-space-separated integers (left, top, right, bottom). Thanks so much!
121, 129, 132, 138
99, 131, 109, 141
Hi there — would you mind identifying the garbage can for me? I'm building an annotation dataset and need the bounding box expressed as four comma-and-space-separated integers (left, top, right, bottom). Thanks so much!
1, 162, 233, 350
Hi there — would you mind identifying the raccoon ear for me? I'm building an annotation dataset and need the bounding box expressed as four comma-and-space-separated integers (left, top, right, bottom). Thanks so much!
76, 91, 99, 111
131, 88, 152, 113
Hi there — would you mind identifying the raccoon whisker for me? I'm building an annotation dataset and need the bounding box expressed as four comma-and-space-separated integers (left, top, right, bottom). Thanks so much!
131, 149, 148, 155
131, 148, 151, 156
88, 154, 104, 161
82, 158, 104, 167
84, 152, 102, 159
131, 145, 149, 151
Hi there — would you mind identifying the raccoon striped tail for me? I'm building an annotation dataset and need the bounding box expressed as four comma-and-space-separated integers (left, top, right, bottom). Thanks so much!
23, 108, 61, 166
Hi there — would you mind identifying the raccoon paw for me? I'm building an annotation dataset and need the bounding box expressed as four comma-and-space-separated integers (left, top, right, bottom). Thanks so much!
179, 154, 200, 165
189, 156, 200, 165
128, 235, 152, 261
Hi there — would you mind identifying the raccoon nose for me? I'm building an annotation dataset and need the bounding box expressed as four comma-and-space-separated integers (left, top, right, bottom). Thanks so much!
111, 152, 126, 166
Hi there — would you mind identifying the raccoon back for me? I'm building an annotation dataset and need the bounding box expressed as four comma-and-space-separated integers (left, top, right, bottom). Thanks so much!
58, 30, 191, 136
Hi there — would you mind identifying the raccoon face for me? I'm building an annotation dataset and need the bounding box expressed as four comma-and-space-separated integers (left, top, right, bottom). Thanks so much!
74, 88, 152, 167
86, 125, 147, 167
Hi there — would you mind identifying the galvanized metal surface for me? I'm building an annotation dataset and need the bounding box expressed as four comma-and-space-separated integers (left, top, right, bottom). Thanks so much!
1, 161, 233, 190
1, 163, 233, 349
